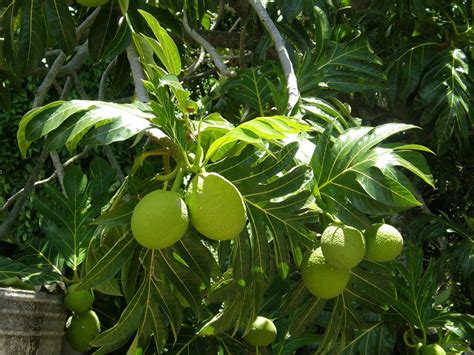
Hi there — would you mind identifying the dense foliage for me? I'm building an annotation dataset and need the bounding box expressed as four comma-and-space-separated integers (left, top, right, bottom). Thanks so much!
0, 0, 472, 354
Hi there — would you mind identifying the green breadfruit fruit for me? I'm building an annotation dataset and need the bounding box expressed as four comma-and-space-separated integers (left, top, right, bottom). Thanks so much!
243, 316, 277, 347
422, 344, 446, 355
364, 223, 404, 262
76, 0, 109, 6
64, 284, 94, 313
65, 310, 101, 352
185, 172, 246, 241
320, 224, 365, 269
131, 190, 189, 249
301, 247, 351, 299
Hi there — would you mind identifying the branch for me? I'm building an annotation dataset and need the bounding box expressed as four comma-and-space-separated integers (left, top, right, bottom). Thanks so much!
98, 58, 117, 100
126, 44, 150, 103
0, 149, 89, 214
247, 0, 299, 114
72, 70, 88, 99
76, 7, 101, 42
32, 51, 67, 108
0, 150, 48, 240
182, 12, 235, 77
103, 147, 125, 182
60, 76, 74, 100
50, 151, 66, 196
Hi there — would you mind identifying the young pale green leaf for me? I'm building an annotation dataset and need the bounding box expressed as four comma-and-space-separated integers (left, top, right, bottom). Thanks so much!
139, 10, 181, 75
206, 116, 309, 162
19, 100, 155, 153
44, 0, 76, 55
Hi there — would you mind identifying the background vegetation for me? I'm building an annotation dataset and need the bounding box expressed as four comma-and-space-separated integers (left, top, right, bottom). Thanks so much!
0, 0, 472, 353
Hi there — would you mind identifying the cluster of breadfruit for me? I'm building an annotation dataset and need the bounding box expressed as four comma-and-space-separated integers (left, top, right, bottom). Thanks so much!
131, 172, 247, 249
63, 285, 101, 352
301, 223, 404, 299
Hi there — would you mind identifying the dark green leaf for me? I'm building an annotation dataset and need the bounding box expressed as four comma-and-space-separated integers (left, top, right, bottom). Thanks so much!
45, 0, 76, 55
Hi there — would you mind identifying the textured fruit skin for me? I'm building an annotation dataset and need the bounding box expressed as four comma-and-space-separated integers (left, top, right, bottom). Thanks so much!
301, 247, 350, 299
320, 224, 365, 269
76, 0, 109, 6
131, 190, 189, 249
243, 316, 277, 347
364, 223, 403, 262
65, 310, 101, 352
185, 172, 246, 240
422, 344, 446, 355
64, 284, 94, 313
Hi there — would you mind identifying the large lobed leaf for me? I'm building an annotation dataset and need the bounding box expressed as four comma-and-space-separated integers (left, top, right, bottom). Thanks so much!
17, 100, 155, 157
311, 123, 434, 228
34, 159, 115, 271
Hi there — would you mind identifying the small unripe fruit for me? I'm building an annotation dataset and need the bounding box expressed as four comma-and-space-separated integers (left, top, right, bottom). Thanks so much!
423, 344, 446, 355
65, 310, 101, 352
301, 247, 350, 299
131, 190, 189, 249
364, 224, 403, 262
320, 224, 365, 269
186, 172, 246, 241
64, 284, 94, 313
243, 316, 277, 347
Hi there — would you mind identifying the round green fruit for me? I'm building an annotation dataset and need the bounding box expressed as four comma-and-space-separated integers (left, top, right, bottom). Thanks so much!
364, 223, 403, 262
301, 247, 350, 299
65, 310, 101, 352
423, 344, 446, 355
320, 224, 365, 269
243, 316, 277, 347
185, 172, 246, 241
131, 190, 189, 249
64, 284, 94, 313
76, 0, 109, 7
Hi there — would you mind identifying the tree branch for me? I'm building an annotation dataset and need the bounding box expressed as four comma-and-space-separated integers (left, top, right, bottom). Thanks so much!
182, 12, 235, 77
33, 51, 67, 108
247, 0, 299, 114
99, 58, 117, 100
126, 44, 150, 103
76, 7, 101, 42
0, 150, 48, 240
0, 149, 89, 214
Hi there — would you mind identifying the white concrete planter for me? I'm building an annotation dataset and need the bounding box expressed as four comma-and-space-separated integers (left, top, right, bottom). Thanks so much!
0, 287, 66, 355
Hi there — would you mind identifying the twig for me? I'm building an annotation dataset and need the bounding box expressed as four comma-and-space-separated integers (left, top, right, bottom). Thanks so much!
182, 12, 235, 77
50, 152, 67, 196
98, 58, 125, 182
32, 51, 67, 108
103, 147, 125, 182
126, 44, 150, 102
98, 58, 117, 100
0, 149, 89, 213
247, 0, 299, 114
76, 7, 101, 42
60, 76, 74, 100
72, 71, 88, 99
0, 150, 48, 240
185, 0, 226, 75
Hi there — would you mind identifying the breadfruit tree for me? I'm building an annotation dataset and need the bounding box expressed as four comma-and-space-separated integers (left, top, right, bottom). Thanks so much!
0, 0, 472, 353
